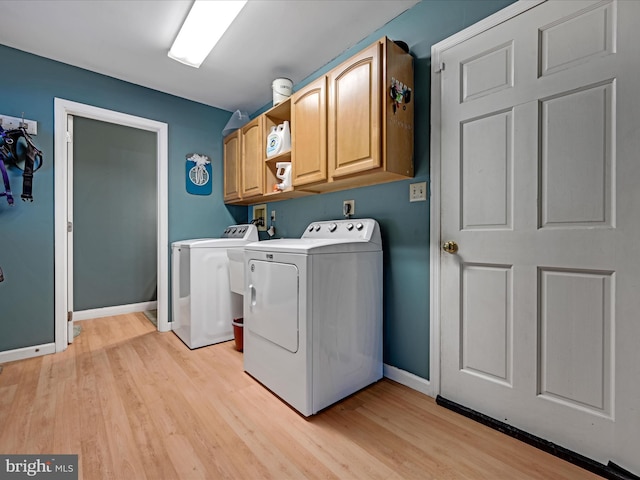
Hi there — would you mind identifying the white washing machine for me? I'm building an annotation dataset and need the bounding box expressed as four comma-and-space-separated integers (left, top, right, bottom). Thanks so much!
243, 218, 382, 416
171, 224, 258, 349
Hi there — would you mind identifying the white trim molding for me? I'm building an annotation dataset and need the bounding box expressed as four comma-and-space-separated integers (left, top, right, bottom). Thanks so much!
73, 301, 158, 321
383, 364, 435, 398
54, 98, 170, 353
0, 343, 56, 364
429, 0, 546, 397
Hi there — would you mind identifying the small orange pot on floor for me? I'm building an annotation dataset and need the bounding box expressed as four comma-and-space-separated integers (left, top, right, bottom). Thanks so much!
232, 318, 243, 352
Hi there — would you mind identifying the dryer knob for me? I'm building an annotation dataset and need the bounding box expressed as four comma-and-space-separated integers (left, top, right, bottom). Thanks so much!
356, 222, 364, 231
329, 223, 337, 232
346, 223, 354, 231
315, 225, 321, 232
308, 225, 314, 232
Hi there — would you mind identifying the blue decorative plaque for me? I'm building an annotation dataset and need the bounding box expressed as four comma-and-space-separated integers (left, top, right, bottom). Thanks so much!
185, 153, 212, 195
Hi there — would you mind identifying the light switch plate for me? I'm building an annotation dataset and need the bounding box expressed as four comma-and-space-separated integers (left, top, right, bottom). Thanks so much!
409, 182, 427, 202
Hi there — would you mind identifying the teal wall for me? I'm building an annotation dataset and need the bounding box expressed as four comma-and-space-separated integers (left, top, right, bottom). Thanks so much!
253, 0, 514, 379
0, 44, 245, 352
73, 118, 157, 311
0, 0, 514, 380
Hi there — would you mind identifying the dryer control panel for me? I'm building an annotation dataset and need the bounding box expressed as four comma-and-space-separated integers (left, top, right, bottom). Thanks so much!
222, 224, 259, 240
302, 219, 380, 244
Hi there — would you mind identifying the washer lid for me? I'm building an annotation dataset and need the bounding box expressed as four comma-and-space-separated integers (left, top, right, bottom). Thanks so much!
171, 224, 259, 249
243, 238, 380, 254
172, 238, 255, 249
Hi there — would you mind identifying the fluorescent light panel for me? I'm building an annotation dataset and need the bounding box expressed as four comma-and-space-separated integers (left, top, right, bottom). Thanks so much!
168, 0, 248, 68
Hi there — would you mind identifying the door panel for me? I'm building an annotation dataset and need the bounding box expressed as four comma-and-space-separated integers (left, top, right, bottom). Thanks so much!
328, 42, 381, 178
461, 42, 514, 103
292, 76, 327, 186
540, 82, 614, 227
538, 268, 613, 415
223, 132, 241, 201
461, 263, 513, 386
461, 109, 513, 230
241, 118, 263, 198
439, 0, 640, 473
539, 1, 615, 77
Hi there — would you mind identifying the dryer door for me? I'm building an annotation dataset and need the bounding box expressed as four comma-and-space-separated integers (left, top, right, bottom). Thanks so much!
247, 260, 299, 353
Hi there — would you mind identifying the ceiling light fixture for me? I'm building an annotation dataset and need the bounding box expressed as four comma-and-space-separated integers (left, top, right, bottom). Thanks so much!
168, 0, 248, 68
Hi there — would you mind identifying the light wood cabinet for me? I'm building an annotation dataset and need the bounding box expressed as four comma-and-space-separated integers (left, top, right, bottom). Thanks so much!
223, 131, 241, 202
328, 42, 381, 179
292, 76, 327, 187
222, 36, 413, 204
322, 36, 413, 192
240, 117, 264, 199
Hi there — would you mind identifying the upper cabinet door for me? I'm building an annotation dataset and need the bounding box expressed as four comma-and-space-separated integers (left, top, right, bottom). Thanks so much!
292, 76, 327, 187
328, 42, 381, 179
241, 117, 264, 198
223, 131, 241, 202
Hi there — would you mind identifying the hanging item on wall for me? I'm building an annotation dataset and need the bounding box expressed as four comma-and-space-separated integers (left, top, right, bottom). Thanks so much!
0, 125, 43, 204
185, 153, 212, 195
390, 77, 411, 115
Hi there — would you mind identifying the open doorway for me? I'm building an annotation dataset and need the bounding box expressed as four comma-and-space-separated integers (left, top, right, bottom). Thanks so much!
54, 99, 169, 351
72, 116, 157, 326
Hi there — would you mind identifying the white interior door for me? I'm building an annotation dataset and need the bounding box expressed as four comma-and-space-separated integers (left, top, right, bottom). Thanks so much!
66, 114, 75, 344
438, 0, 640, 473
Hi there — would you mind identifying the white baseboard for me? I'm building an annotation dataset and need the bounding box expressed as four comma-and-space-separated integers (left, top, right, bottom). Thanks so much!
73, 301, 157, 321
383, 363, 436, 398
0, 343, 56, 364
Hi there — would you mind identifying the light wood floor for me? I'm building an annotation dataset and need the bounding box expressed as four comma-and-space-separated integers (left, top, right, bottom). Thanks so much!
0, 313, 601, 480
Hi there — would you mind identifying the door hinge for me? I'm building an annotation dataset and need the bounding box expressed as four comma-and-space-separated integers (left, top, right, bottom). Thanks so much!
67, 221, 73, 233
66, 131, 72, 143
67, 311, 73, 322
435, 62, 445, 73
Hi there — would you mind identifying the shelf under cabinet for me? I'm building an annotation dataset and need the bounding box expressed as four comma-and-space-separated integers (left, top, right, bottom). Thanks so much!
260, 186, 315, 202
265, 150, 291, 163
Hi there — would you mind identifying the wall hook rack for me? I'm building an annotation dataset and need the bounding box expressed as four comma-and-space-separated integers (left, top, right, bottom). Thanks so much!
0, 114, 38, 135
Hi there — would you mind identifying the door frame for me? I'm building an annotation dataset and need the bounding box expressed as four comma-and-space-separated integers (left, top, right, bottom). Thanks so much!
54, 98, 170, 352
428, 0, 545, 395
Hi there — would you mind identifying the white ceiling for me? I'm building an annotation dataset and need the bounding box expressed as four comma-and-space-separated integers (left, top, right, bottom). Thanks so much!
0, 0, 419, 113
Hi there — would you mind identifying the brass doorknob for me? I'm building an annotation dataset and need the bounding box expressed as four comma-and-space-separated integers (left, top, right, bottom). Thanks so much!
442, 241, 458, 254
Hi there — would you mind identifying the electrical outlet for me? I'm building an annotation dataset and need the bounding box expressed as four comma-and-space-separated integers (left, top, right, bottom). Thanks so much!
409, 182, 427, 202
0, 114, 38, 135
270, 210, 276, 222
252, 204, 267, 231
343, 200, 355, 217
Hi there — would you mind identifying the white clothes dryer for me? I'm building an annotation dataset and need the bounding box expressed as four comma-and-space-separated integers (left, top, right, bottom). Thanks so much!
243, 219, 383, 416
171, 224, 258, 349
